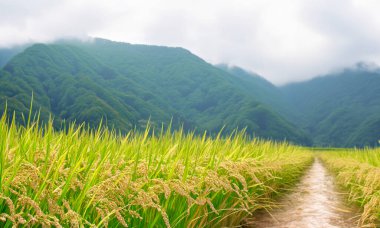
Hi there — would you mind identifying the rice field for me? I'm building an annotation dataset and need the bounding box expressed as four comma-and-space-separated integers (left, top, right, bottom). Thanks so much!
0, 113, 313, 227
320, 148, 380, 227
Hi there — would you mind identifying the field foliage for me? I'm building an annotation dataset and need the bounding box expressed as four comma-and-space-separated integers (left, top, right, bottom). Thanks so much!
320, 148, 380, 227
0, 112, 312, 227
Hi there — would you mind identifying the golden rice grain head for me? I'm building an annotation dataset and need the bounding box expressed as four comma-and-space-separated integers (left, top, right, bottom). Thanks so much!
206, 199, 219, 215
96, 207, 109, 227
0, 195, 16, 216
48, 198, 65, 218
160, 209, 171, 228
115, 210, 128, 227
127, 209, 142, 220
137, 162, 148, 177
0, 213, 15, 224
18, 196, 44, 218
62, 200, 80, 228
151, 179, 171, 199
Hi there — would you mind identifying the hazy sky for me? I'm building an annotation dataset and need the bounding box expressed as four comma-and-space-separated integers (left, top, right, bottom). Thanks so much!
1, 0, 380, 84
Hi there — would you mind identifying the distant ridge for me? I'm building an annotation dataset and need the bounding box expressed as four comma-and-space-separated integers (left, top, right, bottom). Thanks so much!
0, 38, 310, 145
0, 38, 379, 147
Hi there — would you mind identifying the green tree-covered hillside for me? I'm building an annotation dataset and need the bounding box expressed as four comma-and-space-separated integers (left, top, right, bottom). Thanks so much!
0, 39, 310, 144
281, 67, 380, 147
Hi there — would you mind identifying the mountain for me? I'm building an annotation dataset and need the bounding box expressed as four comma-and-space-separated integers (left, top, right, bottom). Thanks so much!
281, 67, 380, 147
0, 45, 29, 68
217, 65, 295, 117
1, 38, 378, 147
218, 64, 380, 147
0, 38, 310, 144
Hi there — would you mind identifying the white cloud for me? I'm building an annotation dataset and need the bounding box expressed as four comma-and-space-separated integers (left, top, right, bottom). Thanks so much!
1, 0, 380, 84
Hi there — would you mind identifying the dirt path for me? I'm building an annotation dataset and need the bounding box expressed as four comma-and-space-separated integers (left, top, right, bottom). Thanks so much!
243, 159, 361, 228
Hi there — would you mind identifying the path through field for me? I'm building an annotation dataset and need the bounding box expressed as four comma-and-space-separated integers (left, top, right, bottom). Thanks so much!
244, 159, 360, 228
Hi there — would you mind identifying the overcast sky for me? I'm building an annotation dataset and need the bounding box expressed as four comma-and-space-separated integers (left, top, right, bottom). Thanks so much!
1, 0, 380, 84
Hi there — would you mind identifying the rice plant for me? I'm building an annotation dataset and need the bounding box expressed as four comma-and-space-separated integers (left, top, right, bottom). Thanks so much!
0, 112, 312, 227
320, 148, 380, 227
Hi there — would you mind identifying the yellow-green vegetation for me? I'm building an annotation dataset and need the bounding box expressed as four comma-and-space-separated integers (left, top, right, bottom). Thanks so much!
320, 148, 380, 227
0, 112, 313, 227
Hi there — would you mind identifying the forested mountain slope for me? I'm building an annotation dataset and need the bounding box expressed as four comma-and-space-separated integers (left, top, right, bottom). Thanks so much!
0, 39, 310, 144
1, 38, 378, 147
281, 68, 380, 147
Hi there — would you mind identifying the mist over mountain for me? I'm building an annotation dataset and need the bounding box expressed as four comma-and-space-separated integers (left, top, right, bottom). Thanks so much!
281, 67, 380, 147
0, 38, 378, 147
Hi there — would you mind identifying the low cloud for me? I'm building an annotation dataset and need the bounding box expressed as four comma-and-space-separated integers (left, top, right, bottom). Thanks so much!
1, 0, 380, 84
